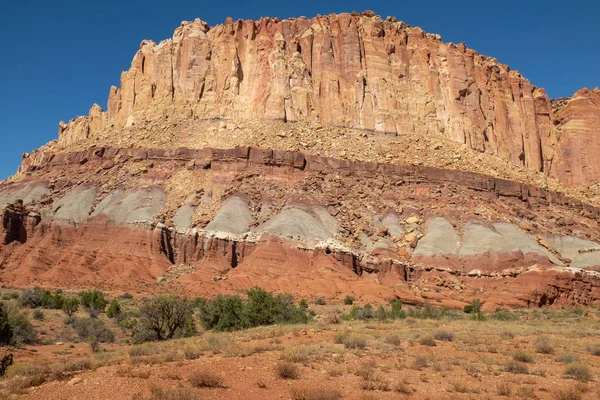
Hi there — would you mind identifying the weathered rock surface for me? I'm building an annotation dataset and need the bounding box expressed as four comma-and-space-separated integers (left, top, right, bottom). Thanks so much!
53, 13, 600, 187
551, 88, 600, 186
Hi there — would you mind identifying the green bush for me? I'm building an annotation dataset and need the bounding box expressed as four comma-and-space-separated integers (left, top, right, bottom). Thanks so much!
198, 288, 307, 332
298, 299, 308, 310
0, 303, 13, 346
343, 296, 355, 305
5, 304, 37, 346
198, 295, 248, 332
79, 290, 108, 317
390, 300, 406, 319
62, 297, 79, 317
72, 318, 115, 343
375, 305, 387, 321
106, 299, 122, 318
32, 309, 44, 321
19, 288, 64, 309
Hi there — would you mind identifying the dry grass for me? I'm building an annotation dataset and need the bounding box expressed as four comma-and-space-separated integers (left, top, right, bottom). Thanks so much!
564, 364, 592, 382
535, 337, 555, 354
147, 386, 201, 400
188, 371, 224, 388
275, 361, 300, 379
555, 387, 583, 400
334, 332, 366, 349
290, 387, 342, 400
418, 336, 436, 347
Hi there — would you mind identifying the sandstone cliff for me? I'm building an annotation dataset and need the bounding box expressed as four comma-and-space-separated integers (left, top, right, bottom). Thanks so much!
53, 12, 599, 186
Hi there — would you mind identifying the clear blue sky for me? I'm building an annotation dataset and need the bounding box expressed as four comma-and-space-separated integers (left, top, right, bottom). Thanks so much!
0, 0, 598, 180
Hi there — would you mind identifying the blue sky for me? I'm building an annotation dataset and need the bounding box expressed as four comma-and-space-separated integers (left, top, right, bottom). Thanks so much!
0, 0, 598, 179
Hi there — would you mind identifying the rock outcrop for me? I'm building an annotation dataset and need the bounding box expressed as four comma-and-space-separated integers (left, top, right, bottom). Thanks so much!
1, 12, 600, 309
53, 12, 599, 186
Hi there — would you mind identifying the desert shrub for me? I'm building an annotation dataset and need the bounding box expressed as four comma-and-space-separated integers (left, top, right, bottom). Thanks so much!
564, 364, 592, 381
198, 288, 307, 332
343, 296, 355, 305
589, 345, 600, 356
315, 298, 327, 306
61, 297, 79, 317
434, 330, 454, 342
390, 299, 406, 319
463, 298, 485, 320
496, 381, 512, 396
535, 337, 555, 354
412, 355, 429, 369
198, 295, 248, 332
0, 303, 13, 346
19, 288, 65, 309
408, 302, 443, 319
513, 351, 534, 363
299, 299, 308, 310
275, 361, 299, 379
555, 387, 583, 400
491, 308, 520, 321
106, 299, 122, 318
72, 318, 115, 343
79, 290, 108, 317
189, 371, 223, 388
174, 315, 197, 339
334, 332, 366, 349
32, 309, 44, 321
19, 287, 46, 308
375, 305, 387, 321
118, 292, 133, 300
148, 386, 201, 400
556, 354, 579, 363
505, 361, 529, 374
5, 303, 37, 346
136, 296, 194, 341
419, 336, 437, 347
290, 387, 342, 400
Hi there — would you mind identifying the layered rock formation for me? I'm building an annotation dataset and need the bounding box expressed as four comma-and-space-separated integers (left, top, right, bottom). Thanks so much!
1, 12, 600, 309
54, 12, 599, 186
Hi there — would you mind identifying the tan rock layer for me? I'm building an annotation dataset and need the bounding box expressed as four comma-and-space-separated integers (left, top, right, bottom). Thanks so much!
52, 12, 599, 186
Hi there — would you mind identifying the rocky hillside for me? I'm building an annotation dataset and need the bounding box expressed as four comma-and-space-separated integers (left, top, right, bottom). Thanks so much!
1, 12, 599, 309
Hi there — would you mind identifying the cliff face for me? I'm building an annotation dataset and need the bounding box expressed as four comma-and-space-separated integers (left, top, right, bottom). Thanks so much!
551, 88, 600, 186
56, 12, 589, 180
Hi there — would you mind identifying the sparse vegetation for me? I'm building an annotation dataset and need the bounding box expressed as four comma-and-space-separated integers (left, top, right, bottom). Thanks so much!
197, 288, 307, 332
61, 297, 79, 317
434, 330, 454, 341
315, 298, 327, 306
290, 387, 342, 400
189, 371, 224, 388
505, 361, 529, 374
419, 336, 436, 347
535, 337, 555, 354
79, 290, 108, 317
564, 364, 592, 381
513, 351, 534, 363
334, 332, 366, 349
72, 317, 115, 343
275, 361, 300, 379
